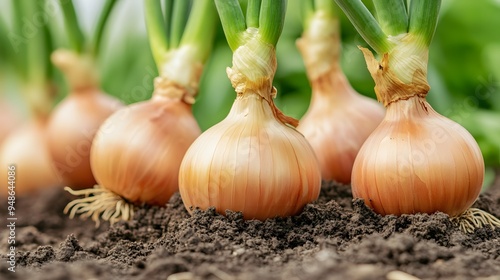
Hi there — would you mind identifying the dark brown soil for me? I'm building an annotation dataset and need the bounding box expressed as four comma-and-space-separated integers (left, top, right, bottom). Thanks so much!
1, 176, 500, 280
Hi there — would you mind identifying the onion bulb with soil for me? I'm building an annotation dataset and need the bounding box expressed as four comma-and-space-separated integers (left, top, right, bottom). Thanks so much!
179, 0, 322, 220
335, 0, 500, 232
0, 120, 61, 196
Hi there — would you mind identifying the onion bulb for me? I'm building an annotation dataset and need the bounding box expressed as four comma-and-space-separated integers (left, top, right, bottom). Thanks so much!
296, 14, 384, 184
90, 90, 200, 205
64, 78, 201, 225
333, 0, 500, 233
0, 120, 61, 197
63, 0, 218, 226
0, 100, 23, 144
352, 95, 484, 217
47, 49, 123, 189
179, 33, 322, 220
351, 47, 499, 233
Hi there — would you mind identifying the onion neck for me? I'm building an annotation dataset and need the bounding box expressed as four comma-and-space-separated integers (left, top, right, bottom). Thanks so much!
387, 34, 429, 85
228, 28, 276, 98
384, 95, 433, 121
297, 12, 357, 107
227, 28, 297, 127
359, 35, 430, 107
309, 67, 358, 107
151, 75, 194, 105
51, 49, 100, 92
297, 11, 340, 81
158, 45, 204, 104
24, 83, 55, 121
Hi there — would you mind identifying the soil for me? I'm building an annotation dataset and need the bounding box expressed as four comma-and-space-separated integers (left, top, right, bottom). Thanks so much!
1, 175, 500, 280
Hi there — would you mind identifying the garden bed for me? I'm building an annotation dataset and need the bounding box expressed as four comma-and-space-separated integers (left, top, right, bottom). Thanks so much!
1, 175, 500, 280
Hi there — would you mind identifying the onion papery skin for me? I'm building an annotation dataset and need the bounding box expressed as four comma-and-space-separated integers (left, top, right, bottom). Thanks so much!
0, 120, 61, 196
47, 89, 123, 189
90, 97, 201, 206
179, 93, 322, 220
298, 71, 384, 184
351, 96, 484, 217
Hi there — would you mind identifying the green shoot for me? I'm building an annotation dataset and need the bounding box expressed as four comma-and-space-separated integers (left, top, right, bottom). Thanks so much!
180, 0, 218, 63
163, 0, 173, 47
144, 0, 169, 68
315, 0, 335, 17
373, 0, 408, 36
19, 0, 54, 117
246, 0, 262, 28
300, 0, 315, 30
58, 0, 85, 53
408, 0, 441, 47
92, 0, 118, 58
214, 0, 246, 51
259, 0, 286, 47
215, 0, 287, 50
333, 0, 390, 53
145, 0, 217, 70
170, 0, 190, 49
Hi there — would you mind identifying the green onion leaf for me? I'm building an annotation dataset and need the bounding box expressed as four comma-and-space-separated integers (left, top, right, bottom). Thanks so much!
373, 0, 408, 36
408, 0, 441, 47
144, 0, 169, 69
180, 0, 218, 63
259, 0, 286, 47
170, 0, 190, 49
92, 0, 118, 58
215, 0, 246, 51
59, 0, 85, 53
246, 0, 262, 28
334, 0, 390, 54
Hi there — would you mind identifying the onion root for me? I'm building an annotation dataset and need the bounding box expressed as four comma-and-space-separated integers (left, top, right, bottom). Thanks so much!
451, 208, 500, 234
63, 186, 134, 227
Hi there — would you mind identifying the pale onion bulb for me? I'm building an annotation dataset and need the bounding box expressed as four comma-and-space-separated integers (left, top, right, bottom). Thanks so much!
0, 100, 23, 144
179, 93, 322, 220
47, 89, 123, 188
47, 49, 124, 189
297, 70, 384, 184
351, 96, 484, 217
0, 120, 61, 196
90, 96, 201, 205
296, 13, 384, 184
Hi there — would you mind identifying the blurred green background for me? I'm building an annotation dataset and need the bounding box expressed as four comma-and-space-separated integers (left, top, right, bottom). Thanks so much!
1, 0, 500, 177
